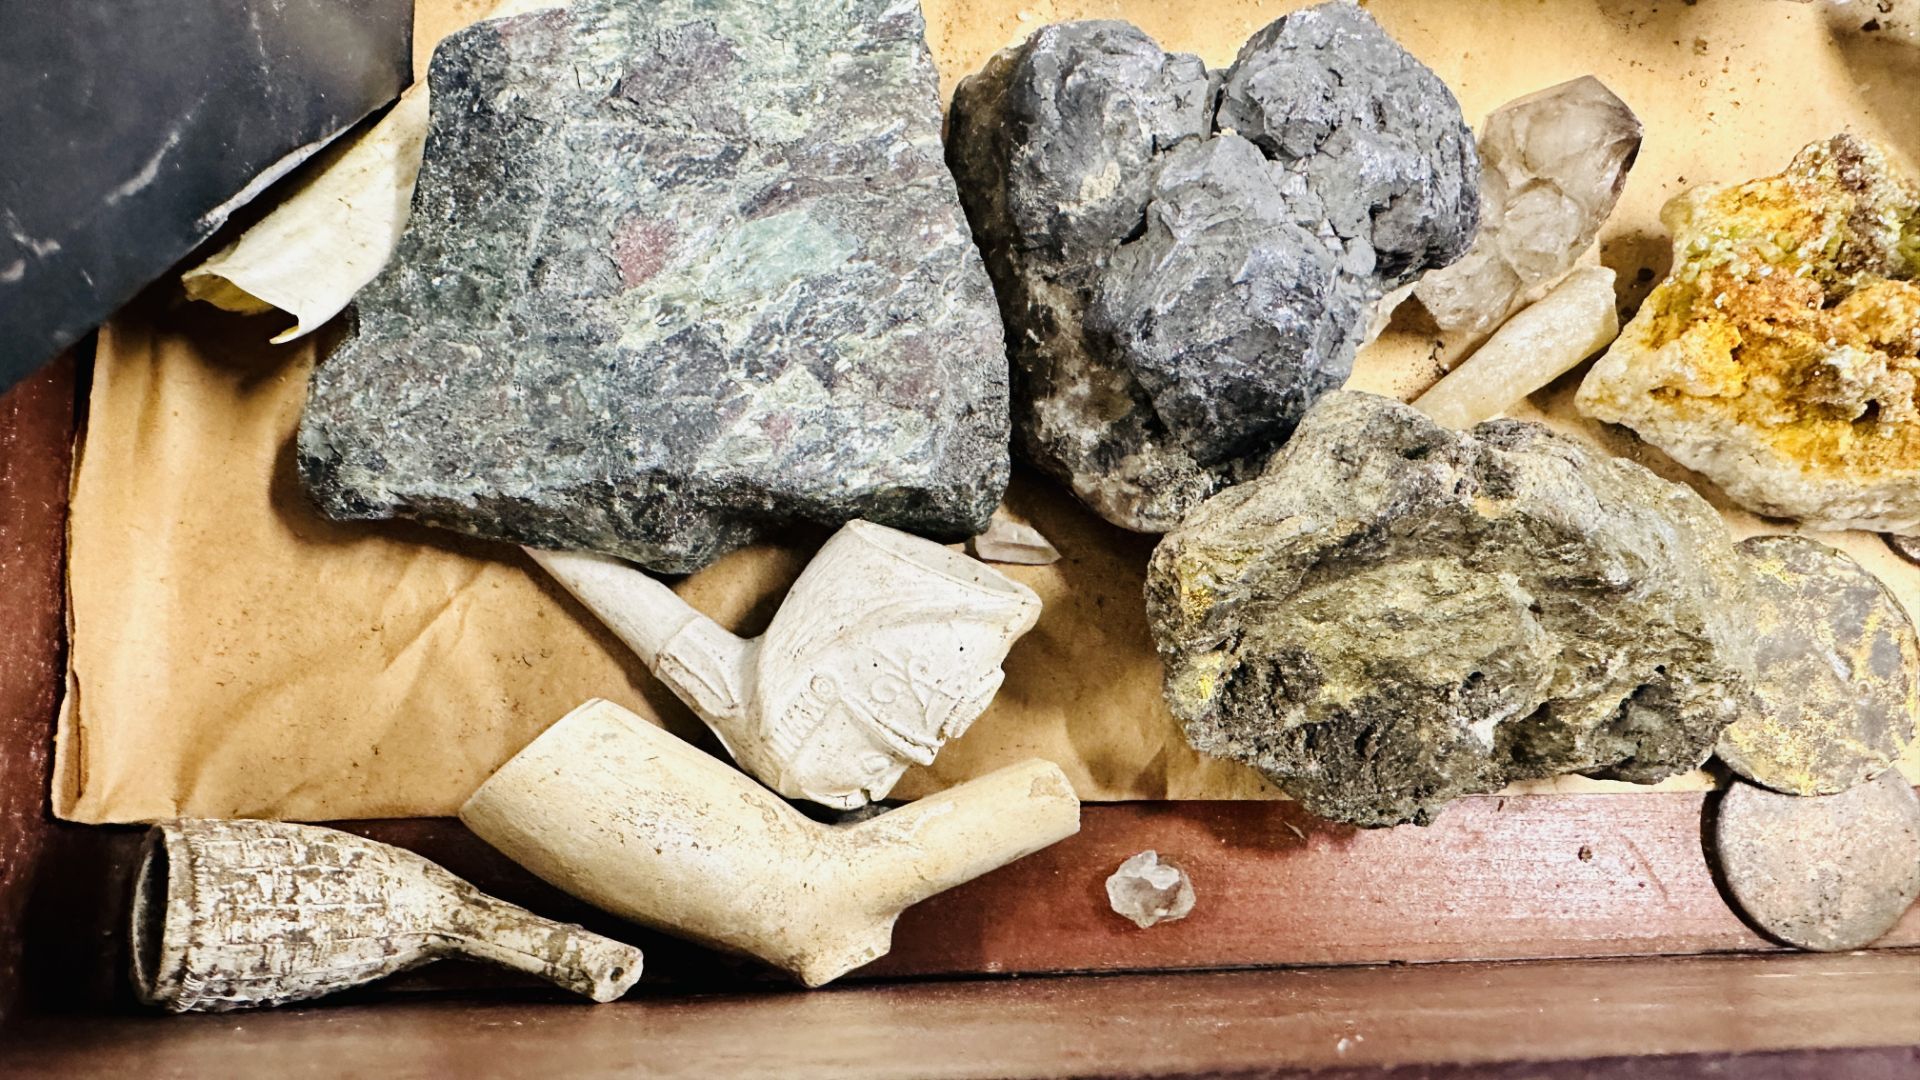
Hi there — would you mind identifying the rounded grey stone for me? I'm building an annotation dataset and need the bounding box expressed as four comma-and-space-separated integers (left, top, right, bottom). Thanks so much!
1715, 772, 1920, 952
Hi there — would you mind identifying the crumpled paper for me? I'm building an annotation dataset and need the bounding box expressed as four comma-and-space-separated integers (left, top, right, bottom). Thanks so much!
57, 0, 1920, 823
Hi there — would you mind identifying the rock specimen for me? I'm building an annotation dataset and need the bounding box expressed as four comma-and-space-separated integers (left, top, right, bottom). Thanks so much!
1714, 773, 1920, 952
947, 5, 1479, 532
1579, 135, 1920, 533
1105, 850, 1195, 928
1415, 76, 1642, 333
1414, 266, 1619, 429
131, 819, 643, 1011
526, 521, 1041, 810
461, 699, 1081, 987
1716, 536, 1918, 797
299, 0, 1010, 573
1145, 392, 1755, 827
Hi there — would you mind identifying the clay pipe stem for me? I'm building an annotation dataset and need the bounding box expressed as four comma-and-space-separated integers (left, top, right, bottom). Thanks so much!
849, 758, 1081, 918
441, 884, 643, 1003
524, 546, 701, 666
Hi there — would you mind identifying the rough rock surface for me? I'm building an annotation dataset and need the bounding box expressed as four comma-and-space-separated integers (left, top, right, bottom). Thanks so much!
947, 4, 1478, 532
1145, 392, 1755, 827
1415, 76, 1642, 333
298, 0, 1009, 573
1578, 135, 1920, 533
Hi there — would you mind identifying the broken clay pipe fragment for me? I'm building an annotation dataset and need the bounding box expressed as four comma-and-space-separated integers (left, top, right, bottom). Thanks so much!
130, 819, 642, 1012
526, 519, 1042, 810
460, 699, 1082, 988
1413, 265, 1620, 429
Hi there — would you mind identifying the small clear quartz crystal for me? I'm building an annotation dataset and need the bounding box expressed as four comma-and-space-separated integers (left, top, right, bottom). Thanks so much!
1105, 850, 1195, 929
967, 516, 1061, 565
1415, 76, 1642, 334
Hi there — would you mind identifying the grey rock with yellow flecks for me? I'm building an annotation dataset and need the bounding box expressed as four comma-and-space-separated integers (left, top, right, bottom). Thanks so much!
1145, 392, 1756, 828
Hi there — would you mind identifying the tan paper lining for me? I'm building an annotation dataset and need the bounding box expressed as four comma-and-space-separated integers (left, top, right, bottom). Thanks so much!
55, 0, 1920, 823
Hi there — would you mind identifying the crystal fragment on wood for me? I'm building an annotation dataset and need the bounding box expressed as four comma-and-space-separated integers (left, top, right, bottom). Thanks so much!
1105, 850, 1195, 929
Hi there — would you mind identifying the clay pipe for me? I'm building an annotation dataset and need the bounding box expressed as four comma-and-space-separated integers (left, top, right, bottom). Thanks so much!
525, 518, 1041, 810
460, 698, 1081, 987
130, 819, 644, 1012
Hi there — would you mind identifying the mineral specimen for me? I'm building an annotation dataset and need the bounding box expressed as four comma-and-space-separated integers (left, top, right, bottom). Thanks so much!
967, 514, 1061, 565
1578, 135, 1920, 533
1715, 536, 1918, 797
298, 0, 1010, 573
947, 4, 1479, 532
1714, 772, 1920, 952
1105, 850, 1195, 929
1145, 392, 1755, 828
1414, 266, 1620, 429
1415, 76, 1642, 333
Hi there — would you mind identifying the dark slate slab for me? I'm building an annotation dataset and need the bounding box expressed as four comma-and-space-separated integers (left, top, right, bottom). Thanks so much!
0, 0, 412, 392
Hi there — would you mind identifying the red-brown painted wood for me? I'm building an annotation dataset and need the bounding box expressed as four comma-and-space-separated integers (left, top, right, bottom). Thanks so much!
0, 352, 78, 1021
13, 952, 1920, 1078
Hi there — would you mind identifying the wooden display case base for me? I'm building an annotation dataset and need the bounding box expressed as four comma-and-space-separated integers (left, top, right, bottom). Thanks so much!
12, 952, 1920, 1079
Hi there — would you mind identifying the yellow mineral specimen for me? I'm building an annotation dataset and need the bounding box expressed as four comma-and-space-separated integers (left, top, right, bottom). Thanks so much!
1578, 135, 1920, 532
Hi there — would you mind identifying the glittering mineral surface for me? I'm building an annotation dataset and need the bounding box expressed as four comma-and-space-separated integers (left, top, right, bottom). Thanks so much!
1145, 392, 1755, 828
947, 3, 1478, 532
298, 0, 1009, 573
1577, 135, 1920, 533
1414, 75, 1642, 334
1715, 535, 1918, 796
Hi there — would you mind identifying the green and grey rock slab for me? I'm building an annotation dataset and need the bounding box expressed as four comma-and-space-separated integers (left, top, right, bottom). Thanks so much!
299, 0, 1009, 573
1145, 391, 1757, 828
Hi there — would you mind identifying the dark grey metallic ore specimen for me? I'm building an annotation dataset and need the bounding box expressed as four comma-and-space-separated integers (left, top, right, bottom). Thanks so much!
947, 3, 1479, 532
1144, 392, 1756, 827
298, 0, 1010, 573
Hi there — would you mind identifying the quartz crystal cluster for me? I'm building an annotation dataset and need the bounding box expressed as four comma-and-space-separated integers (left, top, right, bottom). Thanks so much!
299, 0, 1010, 573
948, 3, 1479, 532
1578, 135, 1920, 534
1414, 76, 1642, 334
1105, 850, 1196, 928
1145, 392, 1756, 828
